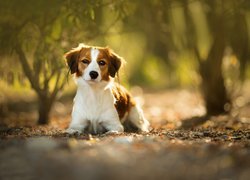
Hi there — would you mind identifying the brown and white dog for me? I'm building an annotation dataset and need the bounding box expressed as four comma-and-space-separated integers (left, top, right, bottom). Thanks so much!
65, 44, 150, 134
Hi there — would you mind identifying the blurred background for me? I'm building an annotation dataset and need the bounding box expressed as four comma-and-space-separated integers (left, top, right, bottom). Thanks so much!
0, 0, 249, 128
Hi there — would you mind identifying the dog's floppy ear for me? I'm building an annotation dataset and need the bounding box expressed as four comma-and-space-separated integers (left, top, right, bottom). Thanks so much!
108, 49, 125, 78
64, 49, 80, 74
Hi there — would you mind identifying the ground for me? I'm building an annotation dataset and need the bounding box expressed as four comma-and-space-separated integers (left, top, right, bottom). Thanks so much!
0, 88, 250, 180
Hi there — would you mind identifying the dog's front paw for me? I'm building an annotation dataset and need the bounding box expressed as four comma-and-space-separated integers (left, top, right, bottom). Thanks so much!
65, 128, 82, 135
105, 130, 122, 135
140, 121, 151, 133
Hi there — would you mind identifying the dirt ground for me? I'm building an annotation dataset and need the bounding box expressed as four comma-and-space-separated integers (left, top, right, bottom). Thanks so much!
0, 89, 250, 180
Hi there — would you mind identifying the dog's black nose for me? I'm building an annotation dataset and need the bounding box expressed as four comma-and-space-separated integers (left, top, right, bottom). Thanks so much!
89, 71, 99, 79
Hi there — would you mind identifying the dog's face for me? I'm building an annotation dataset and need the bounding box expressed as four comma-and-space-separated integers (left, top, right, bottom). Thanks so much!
65, 44, 124, 83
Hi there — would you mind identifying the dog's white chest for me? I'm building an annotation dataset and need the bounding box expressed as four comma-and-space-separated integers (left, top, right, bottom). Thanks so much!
73, 84, 116, 122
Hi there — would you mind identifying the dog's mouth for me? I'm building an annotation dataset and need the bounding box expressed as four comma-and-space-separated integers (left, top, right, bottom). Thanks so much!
80, 76, 103, 85
84, 78, 99, 84
88, 80, 98, 84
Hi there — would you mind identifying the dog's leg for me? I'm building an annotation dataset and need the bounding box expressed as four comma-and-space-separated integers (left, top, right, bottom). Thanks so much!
128, 105, 150, 132
103, 120, 124, 134
101, 111, 124, 134
66, 112, 89, 134
66, 123, 87, 134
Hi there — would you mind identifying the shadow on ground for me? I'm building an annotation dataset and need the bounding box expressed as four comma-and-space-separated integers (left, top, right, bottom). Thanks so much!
0, 89, 250, 180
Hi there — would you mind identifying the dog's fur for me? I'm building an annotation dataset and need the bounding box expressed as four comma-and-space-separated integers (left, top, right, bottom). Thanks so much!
65, 44, 150, 134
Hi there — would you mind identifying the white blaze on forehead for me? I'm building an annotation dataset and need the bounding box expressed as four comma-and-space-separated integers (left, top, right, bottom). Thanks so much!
83, 48, 102, 82
91, 48, 99, 62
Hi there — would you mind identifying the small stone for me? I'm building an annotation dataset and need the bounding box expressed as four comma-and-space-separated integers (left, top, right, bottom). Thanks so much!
203, 131, 211, 137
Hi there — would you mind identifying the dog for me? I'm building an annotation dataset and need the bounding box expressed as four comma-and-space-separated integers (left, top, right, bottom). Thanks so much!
65, 44, 150, 134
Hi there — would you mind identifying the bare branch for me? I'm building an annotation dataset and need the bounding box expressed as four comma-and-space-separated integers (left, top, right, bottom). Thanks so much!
50, 70, 62, 99
51, 72, 67, 101
15, 44, 41, 93
194, 47, 201, 62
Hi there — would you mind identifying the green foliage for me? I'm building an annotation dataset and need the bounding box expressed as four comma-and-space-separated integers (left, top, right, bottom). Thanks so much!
0, 0, 124, 123
0, 0, 249, 96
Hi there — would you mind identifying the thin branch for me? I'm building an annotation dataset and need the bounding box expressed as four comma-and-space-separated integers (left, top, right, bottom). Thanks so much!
51, 70, 62, 99
44, 67, 57, 87
58, 75, 67, 91
194, 46, 202, 62
15, 44, 41, 93
51, 72, 67, 101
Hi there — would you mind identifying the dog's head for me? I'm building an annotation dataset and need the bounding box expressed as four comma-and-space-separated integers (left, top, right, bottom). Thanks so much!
65, 44, 124, 83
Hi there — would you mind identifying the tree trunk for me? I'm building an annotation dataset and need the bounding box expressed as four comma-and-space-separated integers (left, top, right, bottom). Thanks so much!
199, 33, 231, 115
37, 96, 53, 125
197, 8, 231, 116
200, 60, 230, 116
16, 44, 64, 125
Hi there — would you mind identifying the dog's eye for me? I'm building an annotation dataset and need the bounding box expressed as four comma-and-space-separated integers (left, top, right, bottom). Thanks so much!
81, 59, 90, 64
98, 60, 106, 66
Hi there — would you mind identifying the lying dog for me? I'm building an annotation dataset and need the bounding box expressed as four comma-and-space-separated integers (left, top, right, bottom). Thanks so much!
65, 44, 150, 134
